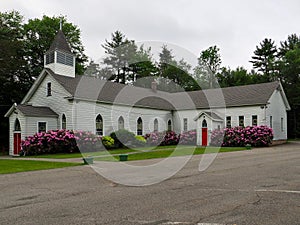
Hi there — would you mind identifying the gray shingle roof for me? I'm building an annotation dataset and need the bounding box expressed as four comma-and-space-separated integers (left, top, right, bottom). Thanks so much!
17, 105, 58, 117
46, 69, 280, 111
172, 81, 280, 109
46, 30, 73, 54
203, 111, 223, 121
48, 69, 175, 110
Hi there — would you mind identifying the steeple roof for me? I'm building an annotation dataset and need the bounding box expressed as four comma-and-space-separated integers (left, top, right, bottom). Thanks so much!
47, 30, 73, 54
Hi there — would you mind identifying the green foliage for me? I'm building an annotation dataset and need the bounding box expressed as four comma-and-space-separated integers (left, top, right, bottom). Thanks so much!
157, 45, 200, 92
135, 135, 147, 146
102, 30, 137, 83
277, 35, 300, 138
0, 11, 31, 105
194, 45, 221, 89
110, 129, 136, 148
102, 136, 115, 149
250, 38, 278, 80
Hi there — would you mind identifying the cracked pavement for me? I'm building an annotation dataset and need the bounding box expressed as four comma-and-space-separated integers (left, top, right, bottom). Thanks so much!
0, 142, 299, 225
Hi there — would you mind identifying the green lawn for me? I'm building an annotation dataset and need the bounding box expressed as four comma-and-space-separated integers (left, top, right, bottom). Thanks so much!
23, 145, 248, 162
26, 148, 138, 159
0, 159, 82, 174
95, 146, 248, 162
24, 145, 185, 159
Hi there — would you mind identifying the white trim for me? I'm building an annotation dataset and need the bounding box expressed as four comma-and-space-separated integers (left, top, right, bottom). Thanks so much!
46, 81, 52, 97
167, 118, 172, 131
278, 82, 291, 110
61, 113, 67, 129
95, 114, 104, 136
194, 111, 223, 122
37, 121, 48, 133
4, 103, 17, 118
137, 117, 143, 135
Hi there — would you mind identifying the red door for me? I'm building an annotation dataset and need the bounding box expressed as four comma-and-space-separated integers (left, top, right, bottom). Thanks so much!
202, 128, 208, 146
14, 133, 21, 155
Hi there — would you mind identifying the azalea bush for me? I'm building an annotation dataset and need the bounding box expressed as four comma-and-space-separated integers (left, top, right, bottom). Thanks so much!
179, 130, 197, 145
21, 130, 102, 156
144, 131, 179, 146
210, 126, 273, 147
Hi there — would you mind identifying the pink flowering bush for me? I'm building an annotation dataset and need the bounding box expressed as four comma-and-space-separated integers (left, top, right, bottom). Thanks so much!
144, 131, 179, 146
210, 126, 273, 147
21, 129, 103, 156
178, 130, 197, 145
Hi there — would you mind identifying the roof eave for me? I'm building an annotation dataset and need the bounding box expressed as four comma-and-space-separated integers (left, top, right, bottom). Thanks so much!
4, 103, 17, 117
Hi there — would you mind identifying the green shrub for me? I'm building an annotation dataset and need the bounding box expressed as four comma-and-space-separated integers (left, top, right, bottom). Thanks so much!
102, 136, 115, 149
110, 129, 136, 148
135, 135, 146, 143
135, 135, 147, 146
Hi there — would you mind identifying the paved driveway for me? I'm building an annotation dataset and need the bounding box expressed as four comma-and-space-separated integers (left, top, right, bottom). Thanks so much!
0, 143, 299, 225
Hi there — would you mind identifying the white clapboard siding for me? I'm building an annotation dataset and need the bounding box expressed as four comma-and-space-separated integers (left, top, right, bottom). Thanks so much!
28, 74, 74, 130
266, 89, 288, 140
74, 101, 172, 136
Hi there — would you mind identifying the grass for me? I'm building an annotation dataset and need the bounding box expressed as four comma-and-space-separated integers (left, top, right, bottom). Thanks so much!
22, 145, 248, 162
95, 146, 248, 162
24, 145, 186, 159
0, 159, 82, 174
26, 148, 138, 159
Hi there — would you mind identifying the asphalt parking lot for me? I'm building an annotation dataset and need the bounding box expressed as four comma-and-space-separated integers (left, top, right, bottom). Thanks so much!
0, 142, 299, 225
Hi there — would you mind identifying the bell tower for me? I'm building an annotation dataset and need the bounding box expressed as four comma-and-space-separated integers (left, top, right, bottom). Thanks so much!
44, 26, 75, 77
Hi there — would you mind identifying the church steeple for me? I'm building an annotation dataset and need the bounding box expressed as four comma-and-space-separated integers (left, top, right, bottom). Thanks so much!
44, 30, 75, 78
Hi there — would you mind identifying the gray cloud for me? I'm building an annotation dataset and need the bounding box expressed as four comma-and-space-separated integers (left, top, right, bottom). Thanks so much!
2, 0, 300, 69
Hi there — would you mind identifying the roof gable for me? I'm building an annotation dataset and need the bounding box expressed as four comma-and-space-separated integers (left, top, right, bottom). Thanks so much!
21, 69, 72, 105
194, 111, 224, 121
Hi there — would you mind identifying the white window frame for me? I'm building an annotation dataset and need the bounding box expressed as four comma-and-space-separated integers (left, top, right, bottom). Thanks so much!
61, 114, 67, 129
252, 115, 258, 126
183, 118, 188, 131
239, 116, 244, 127
154, 118, 158, 132
226, 116, 231, 128
167, 119, 172, 131
46, 82, 52, 97
137, 117, 143, 135
95, 114, 104, 136
37, 121, 47, 133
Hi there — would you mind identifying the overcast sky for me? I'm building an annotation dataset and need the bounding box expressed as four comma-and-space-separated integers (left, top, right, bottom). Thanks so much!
2, 0, 300, 70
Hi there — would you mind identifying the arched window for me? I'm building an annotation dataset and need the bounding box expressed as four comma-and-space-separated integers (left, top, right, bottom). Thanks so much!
61, 114, 66, 129
96, 114, 103, 135
137, 117, 143, 135
14, 118, 21, 131
154, 118, 158, 132
167, 119, 172, 131
118, 116, 124, 130
202, 119, 207, 128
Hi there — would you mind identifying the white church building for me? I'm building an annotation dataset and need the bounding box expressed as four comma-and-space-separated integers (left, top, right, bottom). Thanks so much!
5, 30, 291, 156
